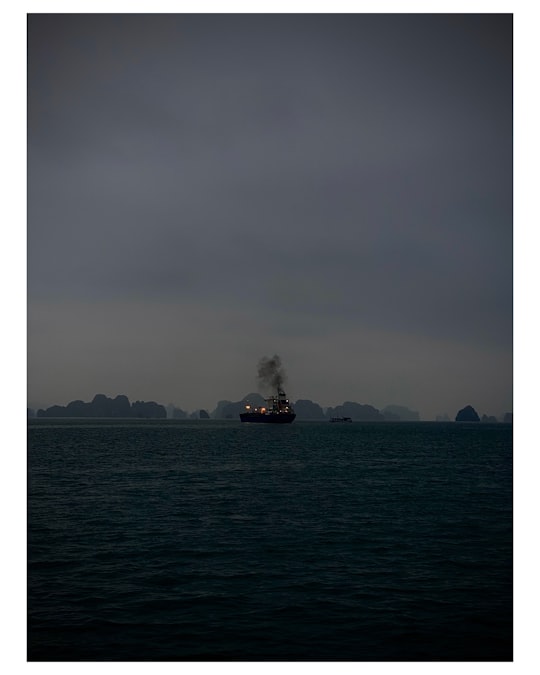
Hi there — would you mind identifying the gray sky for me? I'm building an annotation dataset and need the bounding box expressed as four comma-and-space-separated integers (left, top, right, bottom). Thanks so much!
27, 13, 513, 419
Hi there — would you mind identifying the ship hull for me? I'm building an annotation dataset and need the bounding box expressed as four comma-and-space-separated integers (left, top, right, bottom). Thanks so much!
239, 412, 296, 424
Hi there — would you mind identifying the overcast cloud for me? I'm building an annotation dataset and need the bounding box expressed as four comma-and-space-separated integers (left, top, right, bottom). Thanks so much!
27, 13, 512, 419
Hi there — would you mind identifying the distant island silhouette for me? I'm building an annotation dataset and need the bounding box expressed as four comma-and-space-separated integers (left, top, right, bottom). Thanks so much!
455, 405, 480, 422
29, 394, 511, 423
36, 394, 166, 419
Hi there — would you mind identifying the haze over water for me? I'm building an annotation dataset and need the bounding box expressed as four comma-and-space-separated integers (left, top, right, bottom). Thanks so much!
27, 14, 512, 420
26, 12, 514, 663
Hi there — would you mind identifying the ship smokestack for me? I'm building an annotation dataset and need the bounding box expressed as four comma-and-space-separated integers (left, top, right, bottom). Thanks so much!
257, 354, 287, 393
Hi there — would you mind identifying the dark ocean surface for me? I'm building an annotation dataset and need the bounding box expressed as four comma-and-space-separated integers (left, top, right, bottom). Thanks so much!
27, 419, 512, 661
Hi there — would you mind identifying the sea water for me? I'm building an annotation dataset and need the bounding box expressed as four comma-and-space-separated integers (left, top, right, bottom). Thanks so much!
27, 419, 512, 661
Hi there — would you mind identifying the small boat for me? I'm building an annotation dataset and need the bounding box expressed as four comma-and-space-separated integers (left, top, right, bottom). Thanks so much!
329, 416, 352, 423
240, 389, 296, 423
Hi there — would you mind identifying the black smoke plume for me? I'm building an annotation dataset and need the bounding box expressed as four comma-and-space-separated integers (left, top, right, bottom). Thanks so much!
257, 355, 287, 393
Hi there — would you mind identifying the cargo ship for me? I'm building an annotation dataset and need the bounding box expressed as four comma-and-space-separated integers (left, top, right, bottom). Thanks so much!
240, 389, 296, 424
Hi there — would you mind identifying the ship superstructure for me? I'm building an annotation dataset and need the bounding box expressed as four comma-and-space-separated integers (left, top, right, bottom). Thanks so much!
239, 389, 296, 423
